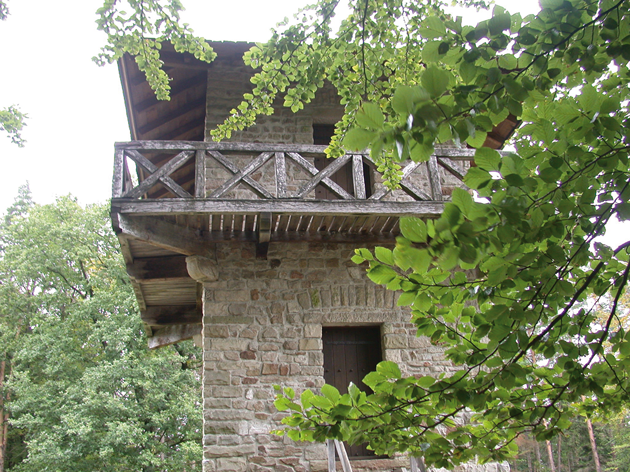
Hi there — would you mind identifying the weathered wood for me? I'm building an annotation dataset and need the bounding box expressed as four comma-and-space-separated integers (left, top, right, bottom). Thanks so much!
116, 141, 509, 158
399, 181, 432, 201
148, 324, 202, 349
195, 150, 206, 198
134, 72, 207, 113
141, 305, 201, 326
112, 213, 211, 256
124, 150, 194, 199
112, 148, 125, 198
327, 440, 336, 472
334, 440, 353, 472
258, 212, 272, 244
113, 198, 446, 217
126, 255, 189, 282
208, 151, 274, 198
275, 152, 287, 198
136, 97, 206, 135
294, 153, 354, 199
208, 151, 274, 199
286, 151, 353, 199
426, 155, 443, 201
369, 161, 423, 201
352, 154, 366, 199
437, 157, 466, 181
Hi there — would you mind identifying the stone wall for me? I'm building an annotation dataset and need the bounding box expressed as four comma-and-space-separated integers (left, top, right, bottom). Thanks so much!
200, 241, 457, 472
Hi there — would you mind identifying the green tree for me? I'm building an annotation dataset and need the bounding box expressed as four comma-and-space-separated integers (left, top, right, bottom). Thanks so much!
237, 0, 630, 467
0, 192, 202, 472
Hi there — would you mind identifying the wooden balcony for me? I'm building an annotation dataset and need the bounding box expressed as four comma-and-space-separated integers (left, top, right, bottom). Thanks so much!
110, 140, 479, 346
111, 141, 480, 243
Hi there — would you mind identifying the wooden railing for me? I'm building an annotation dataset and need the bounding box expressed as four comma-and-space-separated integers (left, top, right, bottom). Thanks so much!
112, 141, 475, 204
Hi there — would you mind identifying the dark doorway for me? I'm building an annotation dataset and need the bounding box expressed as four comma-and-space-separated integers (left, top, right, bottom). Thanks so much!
322, 326, 382, 459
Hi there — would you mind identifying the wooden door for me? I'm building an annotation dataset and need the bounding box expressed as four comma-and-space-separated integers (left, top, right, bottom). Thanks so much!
322, 326, 382, 459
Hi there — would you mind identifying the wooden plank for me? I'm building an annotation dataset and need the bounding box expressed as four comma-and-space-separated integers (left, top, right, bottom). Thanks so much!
112, 148, 125, 198
148, 324, 202, 349
275, 152, 288, 198
124, 150, 194, 199
136, 96, 206, 135
112, 213, 211, 256
126, 255, 190, 282
327, 440, 336, 472
427, 155, 443, 201
287, 151, 353, 199
293, 153, 354, 199
113, 198, 446, 217
195, 150, 206, 198
135, 72, 207, 113
208, 150, 274, 199
208, 151, 274, 198
258, 212, 272, 243
369, 161, 422, 201
352, 154, 367, 199
437, 157, 466, 181
334, 440, 353, 472
141, 305, 201, 326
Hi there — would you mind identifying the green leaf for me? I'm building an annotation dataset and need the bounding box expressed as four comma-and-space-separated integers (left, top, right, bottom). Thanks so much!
367, 264, 398, 285
376, 361, 401, 379
356, 102, 384, 129
375, 246, 394, 265
342, 128, 374, 150
400, 217, 428, 243
422, 67, 451, 98
420, 16, 446, 39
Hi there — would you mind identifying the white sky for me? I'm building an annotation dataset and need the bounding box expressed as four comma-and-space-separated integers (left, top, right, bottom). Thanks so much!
3, 0, 625, 248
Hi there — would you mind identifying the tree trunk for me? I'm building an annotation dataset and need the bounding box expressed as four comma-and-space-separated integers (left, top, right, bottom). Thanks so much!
556, 435, 562, 472
546, 440, 557, 472
527, 451, 533, 472
534, 439, 542, 472
0, 359, 6, 472
586, 417, 602, 472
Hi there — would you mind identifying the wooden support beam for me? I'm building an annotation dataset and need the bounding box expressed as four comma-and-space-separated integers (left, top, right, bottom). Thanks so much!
134, 73, 207, 113
147, 324, 202, 349
141, 305, 201, 326
126, 255, 190, 282
113, 199, 446, 218
111, 213, 211, 256
137, 97, 206, 136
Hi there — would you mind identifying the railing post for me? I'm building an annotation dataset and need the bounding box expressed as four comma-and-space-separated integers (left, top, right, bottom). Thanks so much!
427, 155, 443, 201
195, 150, 206, 198
112, 148, 125, 198
275, 152, 287, 198
352, 154, 366, 199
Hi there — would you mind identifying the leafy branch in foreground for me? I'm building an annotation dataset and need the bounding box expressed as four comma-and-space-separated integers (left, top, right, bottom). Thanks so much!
93, 0, 215, 99
269, 0, 630, 467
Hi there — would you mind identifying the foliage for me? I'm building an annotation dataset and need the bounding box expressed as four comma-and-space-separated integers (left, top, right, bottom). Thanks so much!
0, 106, 26, 147
264, 0, 630, 467
93, 0, 215, 100
0, 190, 202, 471
0, 0, 8, 21
211, 0, 490, 182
